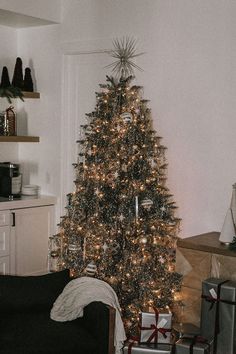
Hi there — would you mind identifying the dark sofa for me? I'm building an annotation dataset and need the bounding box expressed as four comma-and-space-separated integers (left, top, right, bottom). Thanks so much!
0, 270, 115, 354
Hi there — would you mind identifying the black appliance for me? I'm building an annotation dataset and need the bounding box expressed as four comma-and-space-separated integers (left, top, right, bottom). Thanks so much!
0, 162, 22, 199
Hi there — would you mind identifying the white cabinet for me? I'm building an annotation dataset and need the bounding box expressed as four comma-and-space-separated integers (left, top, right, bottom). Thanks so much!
11, 205, 54, 275
0, 210, 10, 274
0, 196, 56, 275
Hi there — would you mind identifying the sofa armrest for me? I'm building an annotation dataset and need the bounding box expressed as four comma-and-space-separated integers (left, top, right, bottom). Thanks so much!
82, 301, 115, 354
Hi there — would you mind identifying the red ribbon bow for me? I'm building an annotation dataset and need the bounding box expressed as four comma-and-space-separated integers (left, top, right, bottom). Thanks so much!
139, 307, 171, 343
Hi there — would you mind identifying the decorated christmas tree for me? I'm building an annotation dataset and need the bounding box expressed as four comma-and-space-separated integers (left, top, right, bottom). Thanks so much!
50, 38, 182, 335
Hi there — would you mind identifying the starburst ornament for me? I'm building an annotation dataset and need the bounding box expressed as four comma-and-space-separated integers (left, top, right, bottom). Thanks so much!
106, 37, 144, 78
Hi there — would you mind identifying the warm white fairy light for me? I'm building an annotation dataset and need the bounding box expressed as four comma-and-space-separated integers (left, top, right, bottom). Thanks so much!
51, 39, 182, 337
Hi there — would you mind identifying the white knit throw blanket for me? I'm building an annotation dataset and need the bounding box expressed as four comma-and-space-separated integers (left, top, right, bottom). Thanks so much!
50, 276, 126, 354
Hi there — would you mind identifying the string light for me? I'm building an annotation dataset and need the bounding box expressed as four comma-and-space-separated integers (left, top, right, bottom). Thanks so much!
50, 39, 182, 337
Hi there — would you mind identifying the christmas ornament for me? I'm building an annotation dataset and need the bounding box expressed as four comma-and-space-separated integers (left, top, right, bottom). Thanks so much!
159, 256, 165, 264
120, 112, 132, 123
68, 243, 80, 252
85, 262, 97, 276
102, 242, 109, 252
141, 198, 153, 210
135, 196, 139, 220
119, 214, 125, 222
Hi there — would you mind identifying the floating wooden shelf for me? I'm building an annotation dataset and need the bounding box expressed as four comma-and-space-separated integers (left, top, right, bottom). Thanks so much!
0, 136, 40, 142
22, 92, 40, 99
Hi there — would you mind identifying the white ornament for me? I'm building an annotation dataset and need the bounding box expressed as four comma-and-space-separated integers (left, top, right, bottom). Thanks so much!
141, 198, 153, 210
120, 112, 132, 123
68, 243, 80, 252
102, 242, 109, 252
85, 262, 97, 276
135, 196, 139, 219
119, 214, 125, 222
159, 256, 165, 264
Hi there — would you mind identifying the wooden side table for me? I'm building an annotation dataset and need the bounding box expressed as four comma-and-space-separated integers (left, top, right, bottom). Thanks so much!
175, 231, 236, 326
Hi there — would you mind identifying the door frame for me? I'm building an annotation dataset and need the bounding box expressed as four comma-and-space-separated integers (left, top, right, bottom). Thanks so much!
60, 39, 112, 214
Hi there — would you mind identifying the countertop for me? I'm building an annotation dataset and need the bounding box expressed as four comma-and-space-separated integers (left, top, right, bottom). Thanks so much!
0, 195, 57, 210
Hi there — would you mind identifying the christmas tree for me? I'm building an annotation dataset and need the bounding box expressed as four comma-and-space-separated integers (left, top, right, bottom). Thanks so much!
51, 38, 182, 335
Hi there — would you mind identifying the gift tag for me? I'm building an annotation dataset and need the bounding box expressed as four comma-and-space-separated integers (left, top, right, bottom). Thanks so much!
158, 318, 168, 328
209, 288, 217, 299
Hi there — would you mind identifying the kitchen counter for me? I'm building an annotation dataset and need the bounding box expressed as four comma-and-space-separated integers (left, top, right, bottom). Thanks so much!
0, 195, 57, 210
0, 195, 57, 275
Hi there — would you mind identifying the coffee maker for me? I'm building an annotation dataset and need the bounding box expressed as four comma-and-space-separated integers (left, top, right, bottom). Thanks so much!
0, 162, 22, 199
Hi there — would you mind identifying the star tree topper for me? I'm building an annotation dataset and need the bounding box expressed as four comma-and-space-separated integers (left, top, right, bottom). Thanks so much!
106, 37, 144, 78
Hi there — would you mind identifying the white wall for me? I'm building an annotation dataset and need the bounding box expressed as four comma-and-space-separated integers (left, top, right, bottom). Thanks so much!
60, 0, 236, 238
17, 24, 61, 202
0, 24, 18, 162
2, 0, 236, 238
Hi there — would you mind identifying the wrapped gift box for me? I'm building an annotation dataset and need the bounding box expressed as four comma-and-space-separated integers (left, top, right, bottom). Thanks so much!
122, 342, 173, 354
139, 309, 172, 344
201, 278, 236, 354
175, 336, 213, 354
